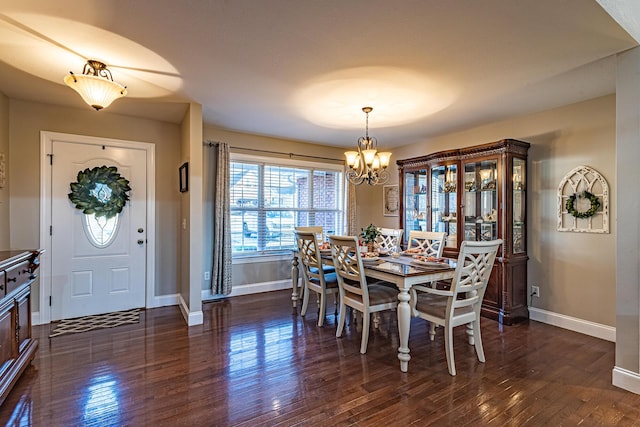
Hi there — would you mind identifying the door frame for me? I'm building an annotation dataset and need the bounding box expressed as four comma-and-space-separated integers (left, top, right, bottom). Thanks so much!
38, 131, 156, 325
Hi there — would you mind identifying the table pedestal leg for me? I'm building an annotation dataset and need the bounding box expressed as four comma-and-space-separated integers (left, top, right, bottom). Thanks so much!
291, 254, 299, 309
396, 288, 411, 372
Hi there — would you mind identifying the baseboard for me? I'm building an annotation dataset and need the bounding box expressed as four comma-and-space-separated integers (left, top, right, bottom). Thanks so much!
148, 293, 180, 308
178, 294, 204, 326
529, 307, 616, 342
32, 294, 180, 326
34, 283, 289, 326
613, 367, 640, 395
202, 279, 292, 301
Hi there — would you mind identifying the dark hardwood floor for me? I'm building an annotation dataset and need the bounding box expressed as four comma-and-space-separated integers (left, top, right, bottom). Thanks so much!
0, 289, 638, 426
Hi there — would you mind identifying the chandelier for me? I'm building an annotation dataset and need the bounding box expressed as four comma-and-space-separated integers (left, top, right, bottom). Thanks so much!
64, 60, 127, 111
344, 107, 392, 185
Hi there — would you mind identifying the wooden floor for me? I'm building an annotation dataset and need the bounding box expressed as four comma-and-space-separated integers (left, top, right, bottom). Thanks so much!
0, 289, 638, 426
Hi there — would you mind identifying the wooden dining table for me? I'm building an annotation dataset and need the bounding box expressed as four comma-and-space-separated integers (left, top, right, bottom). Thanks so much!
291, 251, 456, 372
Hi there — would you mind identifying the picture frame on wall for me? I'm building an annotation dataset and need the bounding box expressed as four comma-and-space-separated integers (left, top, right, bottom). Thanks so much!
179, 162, 189, 192
383, 184, 399, 216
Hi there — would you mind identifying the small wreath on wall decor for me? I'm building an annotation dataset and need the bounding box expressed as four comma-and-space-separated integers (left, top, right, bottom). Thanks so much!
565, 191, 600, 219
68, 166, 131, 218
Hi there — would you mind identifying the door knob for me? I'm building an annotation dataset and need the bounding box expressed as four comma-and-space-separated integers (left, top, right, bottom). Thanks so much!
137, 239, 144, 245
138, 228, 144, 233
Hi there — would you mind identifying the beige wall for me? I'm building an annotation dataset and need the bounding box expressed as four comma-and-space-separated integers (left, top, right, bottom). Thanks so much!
202, 126, 346, 291
615, 46, 640, 377
362, 95, 617, 327
0, 93, 8, 250
186, 103, 203, 317
8, 99, 182, 310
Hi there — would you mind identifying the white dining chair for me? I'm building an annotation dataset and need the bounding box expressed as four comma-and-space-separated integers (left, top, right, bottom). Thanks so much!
410, 239, 502, 375
329, 235, 398, 354
406, 230, 446, 257
295, 230, 339, 327
376, 227, 403, 254
294, 226, 334, 303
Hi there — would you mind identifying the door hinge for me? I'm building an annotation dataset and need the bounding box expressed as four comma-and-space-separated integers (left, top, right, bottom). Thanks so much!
49, 225, 52, 236
49, 295, 52, 306
47, 153, 54, 165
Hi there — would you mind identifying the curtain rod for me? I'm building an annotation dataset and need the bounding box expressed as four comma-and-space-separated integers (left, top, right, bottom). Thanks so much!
204, 140, 343, 163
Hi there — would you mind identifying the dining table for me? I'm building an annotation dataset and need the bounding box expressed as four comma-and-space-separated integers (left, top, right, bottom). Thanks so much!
291, 251, 456, 372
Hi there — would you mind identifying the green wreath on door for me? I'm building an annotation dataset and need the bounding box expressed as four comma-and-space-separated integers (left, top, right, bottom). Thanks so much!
68, 166, 131, 219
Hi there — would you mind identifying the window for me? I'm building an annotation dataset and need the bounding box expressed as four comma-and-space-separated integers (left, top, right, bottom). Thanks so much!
230, 154, 345, 255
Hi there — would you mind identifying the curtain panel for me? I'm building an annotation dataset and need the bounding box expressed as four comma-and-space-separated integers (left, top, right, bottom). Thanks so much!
205, 141, 232, 295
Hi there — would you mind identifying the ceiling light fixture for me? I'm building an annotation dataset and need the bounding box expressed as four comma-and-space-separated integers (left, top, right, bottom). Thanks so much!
64, 60, 127, 111
344, 107, 392, 185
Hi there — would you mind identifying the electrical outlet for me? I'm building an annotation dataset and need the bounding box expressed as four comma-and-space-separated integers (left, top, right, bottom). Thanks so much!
204, 271, 210, 281
531, 285, 540, 297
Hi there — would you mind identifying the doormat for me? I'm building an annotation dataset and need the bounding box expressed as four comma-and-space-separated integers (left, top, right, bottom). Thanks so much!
49, 308, 141, 338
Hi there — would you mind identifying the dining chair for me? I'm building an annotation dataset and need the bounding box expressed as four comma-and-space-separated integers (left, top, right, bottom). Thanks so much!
406, 230, 446, 257
409, 239, 502, 375
295, 231, 339, 327
376, 227, 403, 254
294, 226, 334, 303
329, 235, 398, 354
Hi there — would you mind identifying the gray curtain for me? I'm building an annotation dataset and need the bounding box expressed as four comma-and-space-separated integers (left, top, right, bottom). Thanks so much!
207, 141, 232, 295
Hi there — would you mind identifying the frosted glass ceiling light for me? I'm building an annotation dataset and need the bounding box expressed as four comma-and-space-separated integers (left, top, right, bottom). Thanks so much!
64, 60, 127, 111
344, 107, 392, 186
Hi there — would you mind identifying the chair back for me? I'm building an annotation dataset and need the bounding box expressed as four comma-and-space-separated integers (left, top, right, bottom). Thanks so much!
328, 235, 370, 305
449, 239, 502, 316
295, 231, 325, 284
295, 226, 324, 243
407, 230, 446, 256
377, 228, 403, 253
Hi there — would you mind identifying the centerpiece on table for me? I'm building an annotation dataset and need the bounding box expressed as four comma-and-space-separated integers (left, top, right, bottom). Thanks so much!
360, 224, 381, 253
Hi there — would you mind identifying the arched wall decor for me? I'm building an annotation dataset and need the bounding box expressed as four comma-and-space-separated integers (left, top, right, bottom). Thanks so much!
557, 165, 609, 233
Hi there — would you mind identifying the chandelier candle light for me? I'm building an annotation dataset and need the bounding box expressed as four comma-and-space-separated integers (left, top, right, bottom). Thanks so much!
345, 107, 392, 185
64, 60, 127, 111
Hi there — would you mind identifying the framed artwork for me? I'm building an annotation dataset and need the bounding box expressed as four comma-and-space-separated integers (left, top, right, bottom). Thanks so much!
383, 185, 399, 216
179, 162, 189, 192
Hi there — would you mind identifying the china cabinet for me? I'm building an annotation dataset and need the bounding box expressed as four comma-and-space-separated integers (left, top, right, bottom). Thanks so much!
398, 139, 530, 324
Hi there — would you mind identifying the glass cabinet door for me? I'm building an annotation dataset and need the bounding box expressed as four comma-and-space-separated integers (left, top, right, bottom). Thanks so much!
431, 164, 458, 248
512, 157, 526, 253
463, 159, 498, 242
404, 169, 427, 234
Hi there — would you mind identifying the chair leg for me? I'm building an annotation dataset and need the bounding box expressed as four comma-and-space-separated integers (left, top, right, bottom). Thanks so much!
336, 302, 347, 338
360, 312, 370, 354
429, 322, 436, 341
444, 325, 456, 376
372, 312, 380, 329
301, 285, 310, 317
317, 292, 326, 327
473, 320, 485, 363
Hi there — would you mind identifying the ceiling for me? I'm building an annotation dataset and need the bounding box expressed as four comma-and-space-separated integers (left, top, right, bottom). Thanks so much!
0, 0, 638, 149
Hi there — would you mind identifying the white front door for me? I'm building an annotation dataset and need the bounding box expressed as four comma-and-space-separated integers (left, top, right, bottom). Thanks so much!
50, 139, 147, 320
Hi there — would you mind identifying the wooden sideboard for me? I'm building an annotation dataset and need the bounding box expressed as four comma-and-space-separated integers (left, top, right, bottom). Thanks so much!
0, 250, 41, 406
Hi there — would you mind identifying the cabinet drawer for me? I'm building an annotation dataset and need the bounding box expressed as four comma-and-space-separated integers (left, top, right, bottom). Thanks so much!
0, 271, 4, 298
5, 261, 31, 295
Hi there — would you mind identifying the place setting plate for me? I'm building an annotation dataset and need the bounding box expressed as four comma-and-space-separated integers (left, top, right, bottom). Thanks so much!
410, 256, 450, 268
